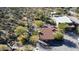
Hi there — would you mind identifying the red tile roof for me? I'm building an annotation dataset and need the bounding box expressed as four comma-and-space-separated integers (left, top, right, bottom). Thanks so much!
39, 27, 55, 40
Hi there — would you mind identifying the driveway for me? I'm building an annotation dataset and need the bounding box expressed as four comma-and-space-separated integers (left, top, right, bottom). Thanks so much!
36, 34, 79, 51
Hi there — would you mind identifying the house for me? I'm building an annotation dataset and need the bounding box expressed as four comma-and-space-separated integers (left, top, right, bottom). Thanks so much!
52, 16, 76, 33
50, 11, 60, 17
69, 16, 79, 25
39, 25, 56, 41
68, 8, 78, 16
53, 16, 73, 27
68, 11, 77, 16
69, 16, 79, 31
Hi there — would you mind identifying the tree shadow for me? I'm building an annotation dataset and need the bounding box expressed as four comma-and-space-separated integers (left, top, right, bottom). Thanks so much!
43, 40, 63, 46
63, 39, 77, 48
43, 39, 77, 48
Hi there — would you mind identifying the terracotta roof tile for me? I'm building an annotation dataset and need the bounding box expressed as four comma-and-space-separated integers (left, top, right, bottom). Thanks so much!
39, 27, 55, 40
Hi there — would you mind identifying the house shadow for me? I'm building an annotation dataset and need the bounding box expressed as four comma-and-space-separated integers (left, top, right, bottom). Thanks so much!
43, 39, 77, 48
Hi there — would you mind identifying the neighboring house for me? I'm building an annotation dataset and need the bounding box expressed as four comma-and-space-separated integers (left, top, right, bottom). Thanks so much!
50, 11, 60, 17
69, 16, 79, 31
68, 11, 77, 16
39, 25, 56, 41
69, 8, 78, 16
53, 16, 73, 27
52, 16, 76, 33
69, 16, 79, 25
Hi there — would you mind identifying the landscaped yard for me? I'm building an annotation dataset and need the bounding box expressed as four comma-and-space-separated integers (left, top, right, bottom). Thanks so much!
0, 7, 79, 51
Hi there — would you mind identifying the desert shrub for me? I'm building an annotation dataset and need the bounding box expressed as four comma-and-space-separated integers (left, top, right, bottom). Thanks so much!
4, 15, 10, 19
34, 20, 44, 27
14, 26, 27, 36
0, 44, 10, 51
32, 30, 39, 35
18, 20, 27, 27
34, 9, 44, 20
53, 31, 63, 40
46, 19, 56, 25
17, 33, 29, 45
76, 26, 79, 34
29, 35, 39, 46
23, 45, 34, 51
55, 8, 66, 15
15, 45, 34, 51
0, 35, 7, 44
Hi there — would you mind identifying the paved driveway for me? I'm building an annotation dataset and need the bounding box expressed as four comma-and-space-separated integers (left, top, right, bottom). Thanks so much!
36, 34, 79, 51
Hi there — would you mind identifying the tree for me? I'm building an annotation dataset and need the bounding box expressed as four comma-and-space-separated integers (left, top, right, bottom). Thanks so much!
14, 26, 28, 36
55, 8, 64, 15
29, 35, 39, 46
46, 19, 56, 25
53, 31, 63, 41
58, 23, 69, 32
17, 33, 28, 45
32, 30, 39, 35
